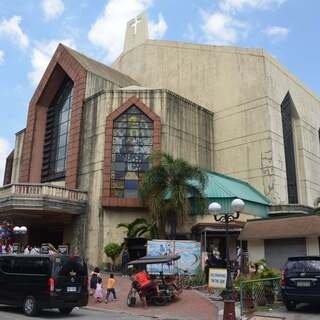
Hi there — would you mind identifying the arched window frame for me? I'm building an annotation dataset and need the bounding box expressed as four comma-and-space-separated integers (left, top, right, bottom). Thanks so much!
41, 78, 73, 181
102, 96, 161, 207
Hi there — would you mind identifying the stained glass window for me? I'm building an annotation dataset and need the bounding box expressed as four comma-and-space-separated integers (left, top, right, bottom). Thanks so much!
42, 79, 73, 181
110, 105, 153, 198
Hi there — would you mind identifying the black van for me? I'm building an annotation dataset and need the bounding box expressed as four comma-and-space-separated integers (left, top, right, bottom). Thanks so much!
0, 254, 88, 316
281, 256, 320, 310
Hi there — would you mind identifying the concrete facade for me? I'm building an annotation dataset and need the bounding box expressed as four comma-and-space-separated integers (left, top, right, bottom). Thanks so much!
112, 40, 320, 208
2, 24, 320, 267
77, 87, 214, 265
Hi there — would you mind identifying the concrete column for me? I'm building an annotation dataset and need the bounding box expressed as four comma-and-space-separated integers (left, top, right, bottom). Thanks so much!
248, 239, 265, 262
306, 237, 319, 256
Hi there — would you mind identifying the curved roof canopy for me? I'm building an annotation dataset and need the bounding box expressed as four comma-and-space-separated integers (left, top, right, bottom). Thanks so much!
190, 171, 270, 218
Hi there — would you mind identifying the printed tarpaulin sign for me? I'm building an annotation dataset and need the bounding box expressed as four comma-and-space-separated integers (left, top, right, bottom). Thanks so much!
146, 240, 201, 275
58, 245, 69, 255
175, 241, 201, 275
147, 240, 175, 274
40, 243, 49, 254
12, 243, 21, 254
208, 268, 227, 289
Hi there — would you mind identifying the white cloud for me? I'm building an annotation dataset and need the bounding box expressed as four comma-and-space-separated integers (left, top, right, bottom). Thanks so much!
0, 16, 29, 49
88, 0, 167, 61
202, 11, 248, 45
264, 25, 289, 41
0, 50, 4, 64
28, 38, 76, 87
0, 138, 12, 186
149, 13, 167, 39
200, 0, 286, 46
41, 0, 65, 20
220, 0, 286, 12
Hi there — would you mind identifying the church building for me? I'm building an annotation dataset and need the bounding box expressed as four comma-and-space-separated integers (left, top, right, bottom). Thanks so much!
2, 13, 320, 267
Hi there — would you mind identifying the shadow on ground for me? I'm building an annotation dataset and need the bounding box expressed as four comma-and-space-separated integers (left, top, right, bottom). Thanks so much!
0, 305, 85, 318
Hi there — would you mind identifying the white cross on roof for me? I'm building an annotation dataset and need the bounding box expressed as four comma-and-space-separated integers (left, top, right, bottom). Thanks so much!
131, 17, 141, 34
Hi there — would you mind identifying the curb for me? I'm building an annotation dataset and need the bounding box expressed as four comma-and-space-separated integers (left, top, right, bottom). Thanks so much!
83, 306, 182, 320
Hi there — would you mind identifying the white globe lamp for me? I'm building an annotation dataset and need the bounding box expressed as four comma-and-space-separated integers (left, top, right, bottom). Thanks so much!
231, 198, 245, 213
20, 226, 27, 234
208, 202, 222, 215
13, 226, 20, 233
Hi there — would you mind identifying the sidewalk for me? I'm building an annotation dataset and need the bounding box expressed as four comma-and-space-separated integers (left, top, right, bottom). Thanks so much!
249, 304, 320, 320
87, 275, 218, 320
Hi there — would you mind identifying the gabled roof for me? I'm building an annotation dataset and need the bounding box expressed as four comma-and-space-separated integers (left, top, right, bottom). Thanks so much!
62, 45, 139, 87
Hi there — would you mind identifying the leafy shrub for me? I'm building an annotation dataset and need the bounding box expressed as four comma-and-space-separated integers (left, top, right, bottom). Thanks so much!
104, 243, 122, 271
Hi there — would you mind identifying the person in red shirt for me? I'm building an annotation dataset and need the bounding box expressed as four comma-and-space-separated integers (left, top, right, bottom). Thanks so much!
132, 270, 158, 307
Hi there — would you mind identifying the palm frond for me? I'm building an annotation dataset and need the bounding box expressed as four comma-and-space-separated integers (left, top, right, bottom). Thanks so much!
138, 152, 208, 239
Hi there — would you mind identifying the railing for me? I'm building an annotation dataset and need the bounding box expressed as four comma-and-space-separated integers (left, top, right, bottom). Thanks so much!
0, 183, 87, 202
239, 277, 282, 315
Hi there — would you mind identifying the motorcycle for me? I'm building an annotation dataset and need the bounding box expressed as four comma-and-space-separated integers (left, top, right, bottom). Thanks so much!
126, 255, 182, 307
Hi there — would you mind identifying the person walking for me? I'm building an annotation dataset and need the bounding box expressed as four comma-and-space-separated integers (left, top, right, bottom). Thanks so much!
94, 277, 103, 303
90, 267, 100, 296
105, 274, 117, 303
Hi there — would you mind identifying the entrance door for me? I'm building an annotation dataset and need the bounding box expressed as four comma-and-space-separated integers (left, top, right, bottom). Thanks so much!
28, 227, 63, 248
265, 238, 306, 269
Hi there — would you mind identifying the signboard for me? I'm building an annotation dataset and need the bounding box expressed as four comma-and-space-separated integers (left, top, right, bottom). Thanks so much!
175, 241, 201, 275
12, 243, 20, 254
40, 243, 49, 254
58, 245, 69, 255
208, 268, 227, 289
146, 240, 201, 275
147, 240, 175, 274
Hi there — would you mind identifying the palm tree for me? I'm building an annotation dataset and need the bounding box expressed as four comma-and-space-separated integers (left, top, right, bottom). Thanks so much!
135, 222, 159, 239
139, 152, 207, 239
117, 218, 149, 239
117, 218, 160, 246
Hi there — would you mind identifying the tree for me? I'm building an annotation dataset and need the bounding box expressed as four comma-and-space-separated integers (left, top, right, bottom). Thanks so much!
139, 152, 207, 239
117, 218, 149, 239
135, 221, 159, 240
104, 243, 122, 271
117, 218, 160, 248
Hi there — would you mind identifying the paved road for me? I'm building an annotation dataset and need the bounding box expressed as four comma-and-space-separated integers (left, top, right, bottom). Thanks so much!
254, 304, 320, 320
0, 306, 157, 320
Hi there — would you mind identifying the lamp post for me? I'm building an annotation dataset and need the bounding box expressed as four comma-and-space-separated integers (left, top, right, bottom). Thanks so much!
208, 198, 245, 320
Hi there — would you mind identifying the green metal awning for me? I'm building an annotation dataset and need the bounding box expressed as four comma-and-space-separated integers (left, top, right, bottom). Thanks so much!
191, 171, 270, 218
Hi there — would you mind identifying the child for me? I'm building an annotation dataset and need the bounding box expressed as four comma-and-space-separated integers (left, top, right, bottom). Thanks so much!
94, 277, 103, 303
105, 274, 117, 303
90, 267, 100, 296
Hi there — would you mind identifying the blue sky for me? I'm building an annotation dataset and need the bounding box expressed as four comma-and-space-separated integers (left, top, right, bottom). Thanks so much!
0, 0, 319, 181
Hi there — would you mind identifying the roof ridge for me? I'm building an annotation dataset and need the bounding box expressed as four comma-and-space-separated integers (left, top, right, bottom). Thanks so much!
60, 44, 139, 86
